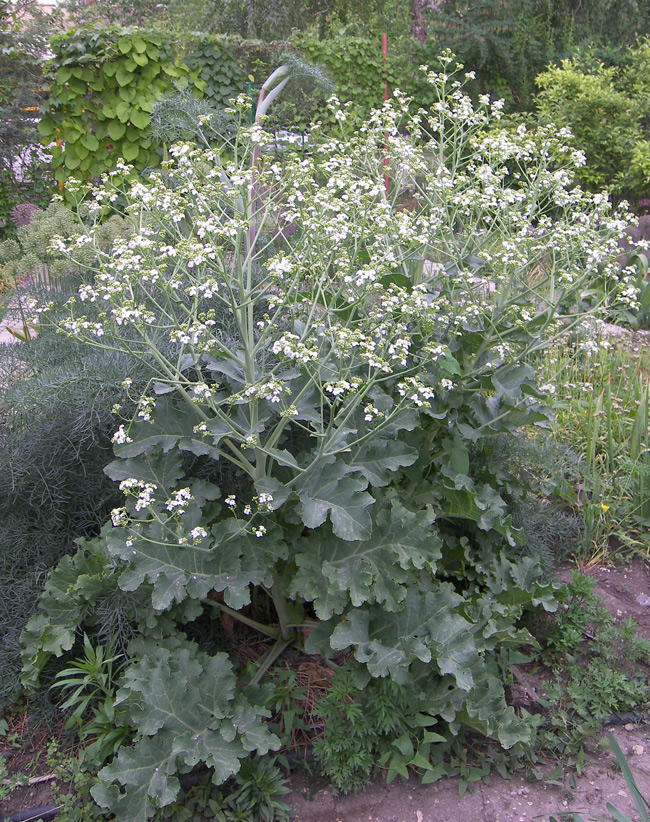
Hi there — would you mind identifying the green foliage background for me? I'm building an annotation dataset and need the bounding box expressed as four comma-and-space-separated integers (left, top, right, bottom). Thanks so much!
39, 27, 203, 184
535, 45, 650, 200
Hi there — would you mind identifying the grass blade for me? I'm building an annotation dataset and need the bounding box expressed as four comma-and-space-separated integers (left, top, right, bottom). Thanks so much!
608, 731, 650, 822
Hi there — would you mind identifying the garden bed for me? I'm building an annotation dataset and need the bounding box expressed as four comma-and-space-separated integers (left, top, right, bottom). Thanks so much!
2, 559, 650, 822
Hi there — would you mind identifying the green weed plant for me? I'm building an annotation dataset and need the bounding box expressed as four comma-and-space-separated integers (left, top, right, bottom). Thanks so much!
534, 573, 650, 772
533, 323, 650, 559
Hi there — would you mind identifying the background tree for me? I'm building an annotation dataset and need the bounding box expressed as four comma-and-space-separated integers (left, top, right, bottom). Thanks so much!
0, 0, 59, 235
62, 0, 170, 27
424, 0, 650, 108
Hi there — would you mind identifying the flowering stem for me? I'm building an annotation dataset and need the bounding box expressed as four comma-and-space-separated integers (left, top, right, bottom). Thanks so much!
203, 597, 280, 639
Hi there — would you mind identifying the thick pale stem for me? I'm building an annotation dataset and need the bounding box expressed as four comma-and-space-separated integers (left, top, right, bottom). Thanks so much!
203, 597, 280, 639
250, 637, 293, 685
270, 576, 296, 643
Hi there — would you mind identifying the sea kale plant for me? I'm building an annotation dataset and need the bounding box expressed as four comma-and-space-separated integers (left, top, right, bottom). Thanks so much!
21, 56, 634, 818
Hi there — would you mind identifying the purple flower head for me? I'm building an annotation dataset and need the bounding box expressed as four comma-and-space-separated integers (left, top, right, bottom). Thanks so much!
9, 203, 40, 228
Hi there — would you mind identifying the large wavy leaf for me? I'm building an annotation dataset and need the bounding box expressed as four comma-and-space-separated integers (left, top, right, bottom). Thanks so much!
114, 395, 224, 459
347, 436, 418, 487
92, 639, 278, 821
307, 586, 477, 689
104, 451, 185, 490
296, 457, 374, 541
109, 518, 287, 611
289, 499, 440, 618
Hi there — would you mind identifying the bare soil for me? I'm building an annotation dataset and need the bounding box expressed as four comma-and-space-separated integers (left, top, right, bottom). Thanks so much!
2, 560, 650, 822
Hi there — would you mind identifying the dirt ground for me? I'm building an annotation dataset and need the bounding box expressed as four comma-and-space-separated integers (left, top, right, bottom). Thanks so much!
2, 560, 650, 822
289, 725, 650, 822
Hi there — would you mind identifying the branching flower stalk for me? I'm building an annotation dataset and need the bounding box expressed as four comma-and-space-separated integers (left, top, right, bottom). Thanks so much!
21, 55, 643, 821
41, 60, 633, 642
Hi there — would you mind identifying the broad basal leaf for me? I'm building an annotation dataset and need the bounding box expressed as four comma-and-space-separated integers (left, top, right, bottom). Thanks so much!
94, 639, 278, 822
296, 457, 374, 541
104, 450, 185, 490
108, 518, 287, 611
289, 499, 440, 618
92, 732, 180, 819
307, 587, 477, 689
411, 666, 534, 748
347, 437, 418, 487
21, 534, 134, 689
491, 362, 536, 401
115, 395, 224, 459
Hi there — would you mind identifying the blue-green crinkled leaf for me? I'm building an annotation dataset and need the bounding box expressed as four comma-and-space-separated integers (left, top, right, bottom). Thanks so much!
20, 533, 137, 689
108, 518, 287, 611
308, 587, 477, 689
20, 616, 75, 690
296, 457, 374, 541
94, 639, 279, 822
411, 666, 535, 748
254, 476, 291, 509
289, 499, 440, 618
104, 451, 185, 490
479, 554, 558, 612
202, 353, 246, 385
92, 732, 181, 818
114, 395, 223, 459
492, 362, 536, 401
347, 437, 418, 487
434, 485, 512, 538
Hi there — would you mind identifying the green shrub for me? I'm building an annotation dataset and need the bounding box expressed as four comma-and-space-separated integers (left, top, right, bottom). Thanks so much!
0, 204, 148, 707
39, 26, 203, 188
534, 42, 650, 200
0, 0, 57, 238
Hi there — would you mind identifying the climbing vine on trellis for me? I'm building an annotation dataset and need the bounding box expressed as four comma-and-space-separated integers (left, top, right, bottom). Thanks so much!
187, 37, 245, 109
38, 27, 203, 186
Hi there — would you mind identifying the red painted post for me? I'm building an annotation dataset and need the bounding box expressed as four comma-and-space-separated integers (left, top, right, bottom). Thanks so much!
382, 33, 389, 195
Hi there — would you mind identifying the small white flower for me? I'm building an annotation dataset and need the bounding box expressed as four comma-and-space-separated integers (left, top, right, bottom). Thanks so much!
111, 507, 128, 527
112, 425, 133, 445
166, 487, 193, 512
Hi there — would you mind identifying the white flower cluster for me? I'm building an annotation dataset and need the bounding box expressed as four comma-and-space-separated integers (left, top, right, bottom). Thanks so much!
324, 378, 363, 398
397, 377, 435, 408
112, 425, 133, 445
192, 382, 217, 400
165, 487, 193, 513
256, 492, 274, 511
271, 333, 318, 363
240, 379, 289, 404
111, 507, 128, 527
47, 51, 634, 487
137, 396, 155, 422
363, 404, 384, 422
119, 478, 158, 511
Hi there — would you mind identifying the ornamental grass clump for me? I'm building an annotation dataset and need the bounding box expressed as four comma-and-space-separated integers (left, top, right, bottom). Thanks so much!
21, 56, 634, 818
